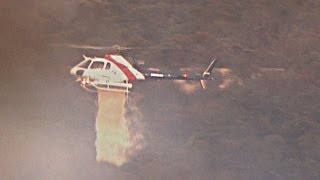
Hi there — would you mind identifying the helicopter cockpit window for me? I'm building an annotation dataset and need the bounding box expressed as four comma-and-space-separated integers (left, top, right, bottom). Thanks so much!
90, 61, 105, 69
105, 63, 111, 70
79, 60, 92, 69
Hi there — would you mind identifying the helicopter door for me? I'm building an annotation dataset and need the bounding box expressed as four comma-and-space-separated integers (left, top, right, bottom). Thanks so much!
83, 61, 108, 83
102, 62, 114, 82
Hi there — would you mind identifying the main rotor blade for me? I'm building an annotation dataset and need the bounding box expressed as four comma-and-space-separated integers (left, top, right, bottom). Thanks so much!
50, 43, 133, 50
50, 43, 184, 51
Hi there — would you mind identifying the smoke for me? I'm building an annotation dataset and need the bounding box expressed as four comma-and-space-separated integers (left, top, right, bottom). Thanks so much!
174, 80, 200, 94
216, 68, 244, 89
95, 90, 143, 166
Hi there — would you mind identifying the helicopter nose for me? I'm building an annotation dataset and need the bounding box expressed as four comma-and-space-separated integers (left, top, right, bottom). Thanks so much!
70, 67, 85, 76
70, 67, 77, 75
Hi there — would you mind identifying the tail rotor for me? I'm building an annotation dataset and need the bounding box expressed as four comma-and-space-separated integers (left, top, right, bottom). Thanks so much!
200, 58, 218, 89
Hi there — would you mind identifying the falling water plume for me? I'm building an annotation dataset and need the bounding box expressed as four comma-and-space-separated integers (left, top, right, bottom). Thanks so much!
95, 90, 142, 166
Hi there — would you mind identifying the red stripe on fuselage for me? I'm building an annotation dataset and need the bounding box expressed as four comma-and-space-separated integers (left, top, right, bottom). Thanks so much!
105, 55, 137, 80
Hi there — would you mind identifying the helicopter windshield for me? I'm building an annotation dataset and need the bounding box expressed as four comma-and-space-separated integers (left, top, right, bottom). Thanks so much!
79, 60, 92, 69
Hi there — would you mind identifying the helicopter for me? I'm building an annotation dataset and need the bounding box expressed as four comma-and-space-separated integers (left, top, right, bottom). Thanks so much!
66, 44, 218, 93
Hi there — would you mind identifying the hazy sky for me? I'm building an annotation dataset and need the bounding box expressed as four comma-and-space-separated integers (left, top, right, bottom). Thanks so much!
1, 0, 319, 179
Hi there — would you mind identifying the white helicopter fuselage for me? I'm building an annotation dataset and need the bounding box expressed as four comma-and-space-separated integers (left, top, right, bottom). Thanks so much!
70, 54, 145, 92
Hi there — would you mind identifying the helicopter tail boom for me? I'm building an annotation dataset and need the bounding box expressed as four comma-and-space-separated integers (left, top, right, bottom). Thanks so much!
143, 59, 217, 83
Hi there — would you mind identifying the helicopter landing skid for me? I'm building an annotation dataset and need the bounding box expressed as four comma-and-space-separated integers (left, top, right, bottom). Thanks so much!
81, 81, 132, 97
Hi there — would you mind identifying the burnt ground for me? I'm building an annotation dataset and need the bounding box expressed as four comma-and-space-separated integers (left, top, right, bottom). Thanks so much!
1, 0, 320, 179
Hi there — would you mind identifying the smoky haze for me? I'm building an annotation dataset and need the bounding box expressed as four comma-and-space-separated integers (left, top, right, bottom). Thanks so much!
1, 0, 320, 179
